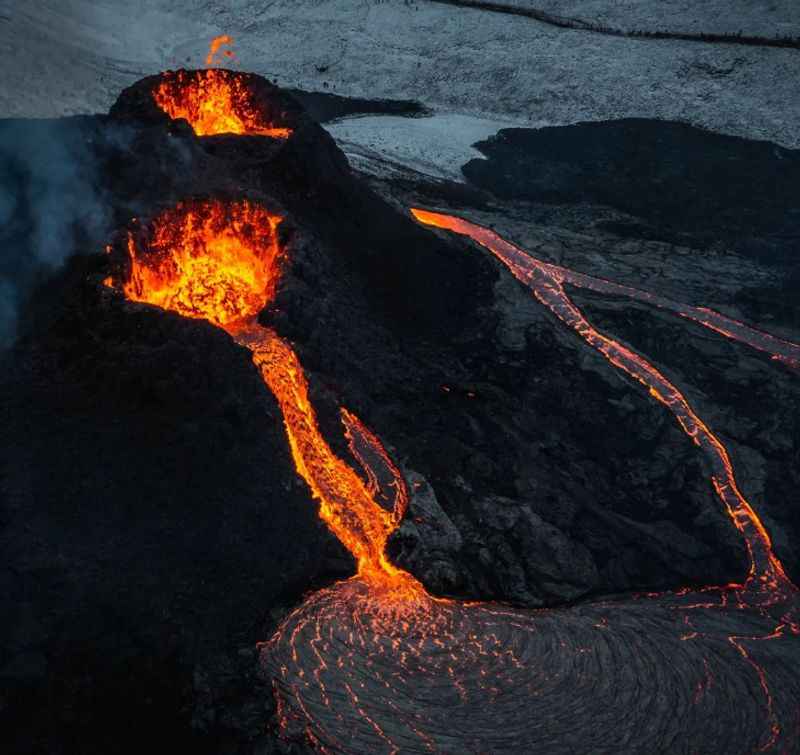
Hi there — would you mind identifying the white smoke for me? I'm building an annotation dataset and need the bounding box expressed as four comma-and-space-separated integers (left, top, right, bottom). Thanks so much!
0, 118, 114, 347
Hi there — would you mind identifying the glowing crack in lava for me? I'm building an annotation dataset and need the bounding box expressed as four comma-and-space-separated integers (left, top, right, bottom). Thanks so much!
152, 69, 292, 138
115, 198, 422, 598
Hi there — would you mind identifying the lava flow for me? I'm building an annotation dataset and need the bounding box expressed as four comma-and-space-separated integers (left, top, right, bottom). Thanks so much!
109, 197, 800, 752
112, 197, 422, 599
258, 209, 800, 753
152, 38, 292, 139
410, 208, 796, 603
106, 50, 800, 746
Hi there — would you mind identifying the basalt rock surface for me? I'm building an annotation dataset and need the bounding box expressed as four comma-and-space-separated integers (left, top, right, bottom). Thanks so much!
462, 120, 800, 328
1, 73, 794, 753
574, 289, 800, 582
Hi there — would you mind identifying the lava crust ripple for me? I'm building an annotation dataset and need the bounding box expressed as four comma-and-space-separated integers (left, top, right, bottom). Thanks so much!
263, 580, 800, 753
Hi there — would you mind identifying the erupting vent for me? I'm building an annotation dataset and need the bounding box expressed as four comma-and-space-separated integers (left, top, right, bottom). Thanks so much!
122, 199, 283, 327
153, 70, 292, 138
113, 197, 423, 598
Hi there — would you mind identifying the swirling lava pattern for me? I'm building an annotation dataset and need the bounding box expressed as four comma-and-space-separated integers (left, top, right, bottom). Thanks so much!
262, 209, 800, 754
263, 582, 800, 753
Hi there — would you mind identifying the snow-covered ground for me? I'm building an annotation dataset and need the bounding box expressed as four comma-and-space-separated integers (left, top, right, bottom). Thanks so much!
327, 113, 523, 181
480, 0, 800, 37
2, 0, 800, 180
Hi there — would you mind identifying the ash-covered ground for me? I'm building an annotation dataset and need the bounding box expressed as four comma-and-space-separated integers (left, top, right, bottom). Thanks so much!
2, 3, 800, 754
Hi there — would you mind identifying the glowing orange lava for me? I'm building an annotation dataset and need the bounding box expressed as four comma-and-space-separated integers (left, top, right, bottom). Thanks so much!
410, 208, 795, 602
206, 34, 235, 67
107, 194, 799, 751
122, 199, 283, 328
153, 69, 292, 138
116, 198, 422, 599
241, 326, 423, 598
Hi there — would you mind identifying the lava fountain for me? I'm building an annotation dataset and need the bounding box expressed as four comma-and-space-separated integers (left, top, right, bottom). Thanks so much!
152, 69, 292, 138
206, 34, 236, 67
121, 199, 283, 327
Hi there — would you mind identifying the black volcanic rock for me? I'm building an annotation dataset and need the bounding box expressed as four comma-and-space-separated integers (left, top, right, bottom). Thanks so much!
284, 88, 428, 124
574, 289, 800, 584
298, 260, 746, 604
462, 119, 800, 329
462, 120, 800, 260
109, 70, 486, 339
0, 72, 492, 753
0, 252, 341, 753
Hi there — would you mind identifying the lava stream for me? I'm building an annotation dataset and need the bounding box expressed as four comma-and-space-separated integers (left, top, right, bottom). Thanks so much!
113, 198, 423, 599
410, 208, 794, 602
233, 322, 423, 598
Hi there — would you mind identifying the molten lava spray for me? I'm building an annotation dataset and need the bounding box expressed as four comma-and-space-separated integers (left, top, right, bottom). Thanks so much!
122, 199, 282, 327
206, 35, 236, 67
152, 69, 292, 138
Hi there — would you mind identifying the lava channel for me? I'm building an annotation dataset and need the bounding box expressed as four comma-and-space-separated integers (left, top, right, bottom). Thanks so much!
410, 208, 797, 604
110, 197, 423, 600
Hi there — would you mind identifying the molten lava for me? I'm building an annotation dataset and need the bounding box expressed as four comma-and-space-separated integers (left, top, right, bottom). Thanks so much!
410, 208, 794, 600
107, 184, 800, 749
241, 326, 422, 597
206, 34, 235, 67
341, 407, 409, 525
259, 206, 800, 753
152, 69, 292, 138
123, 199, 283, 328
116, 198, 422, 598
